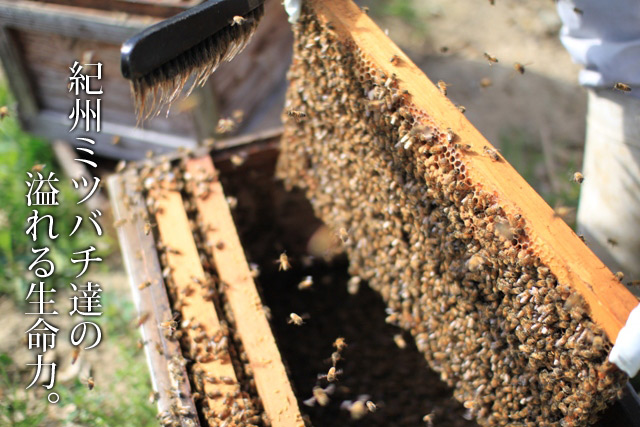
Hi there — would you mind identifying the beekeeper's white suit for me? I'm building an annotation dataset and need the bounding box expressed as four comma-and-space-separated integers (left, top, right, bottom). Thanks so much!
558, 1, 640, 283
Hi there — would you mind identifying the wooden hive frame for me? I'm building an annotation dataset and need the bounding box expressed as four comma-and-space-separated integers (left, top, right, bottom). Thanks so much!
274, 0, 640, 425
107, 129, 303, 427
300, 0, 636, 345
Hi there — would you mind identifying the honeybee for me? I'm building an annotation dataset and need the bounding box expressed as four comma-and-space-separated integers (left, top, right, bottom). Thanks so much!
614, 82, 631, 92
308, 384, 334, 407
136, 312, 151, 327
423, 412, 435, 426
112, 135, 121, 145
71, 348, 81, 365
338, 227, 350, 243
231, 15, 246, 26
148, 391, 160, 403
288, 313, 304, 326
298, 276, 314, 290
572, 172, 584, 183
31, 164, 45, 172
514, 62, 526, 74
144, 222, 153, 235
457, 104, 466, 113
446, 128, 456, 143
330, 351, 341, 366
437, 80, 449, 96
390, 54, 401, 66
484, 52, 498, 65
393, 334, 407, 349
366, 401, 377, 412
230, 153, 247, 167
160, 316, 178, 331
326, 366, 340, 382
249, 263, 260, 278
333, 337, 347, 351
615, 271, 624, 281
347, 276, 361, 295
216, 117, 236, 134
0, 106, 9, 119
287, 110, 307, 122
347, 400, 368, 420
231, 109, 244, 123
115, 161, 126, 173
483, 145, 500, 161
138, 280, 151, 290
87, 377, 95, 390
278, 252, 291, 271
607, 238, 618, 247
454, 143, 472, 152
573, 7, 584, 15
488, 0, 495, 4
480, 77, 492, 88
467, 253, 485, 272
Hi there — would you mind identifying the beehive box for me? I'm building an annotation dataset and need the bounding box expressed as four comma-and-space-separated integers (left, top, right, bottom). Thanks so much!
108, 128, 640, 427
0, 0, 291, 159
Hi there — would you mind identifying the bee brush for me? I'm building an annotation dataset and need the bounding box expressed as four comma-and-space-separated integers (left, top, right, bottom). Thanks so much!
121, 0, 265, 122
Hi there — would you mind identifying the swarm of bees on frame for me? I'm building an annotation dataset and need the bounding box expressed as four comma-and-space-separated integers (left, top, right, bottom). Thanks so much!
277, 5, 626, 426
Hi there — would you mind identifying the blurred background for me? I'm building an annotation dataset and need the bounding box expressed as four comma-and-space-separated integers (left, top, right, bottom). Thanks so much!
0, 0, 586, 425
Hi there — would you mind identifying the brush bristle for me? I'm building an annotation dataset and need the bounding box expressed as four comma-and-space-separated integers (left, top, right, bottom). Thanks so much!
131, 4, 264, 123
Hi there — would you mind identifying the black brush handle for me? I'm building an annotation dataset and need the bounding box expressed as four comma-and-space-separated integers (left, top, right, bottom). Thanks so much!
121, 0, 264, 80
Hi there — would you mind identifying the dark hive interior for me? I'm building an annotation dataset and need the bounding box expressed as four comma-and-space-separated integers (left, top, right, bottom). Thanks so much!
274, 5, 627, 426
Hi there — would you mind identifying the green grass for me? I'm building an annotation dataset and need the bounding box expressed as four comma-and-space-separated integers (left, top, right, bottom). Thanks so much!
0, 83, 113, 303
368, 0, 428, 36
0, 80, 156, 426
0, 291, 157, 426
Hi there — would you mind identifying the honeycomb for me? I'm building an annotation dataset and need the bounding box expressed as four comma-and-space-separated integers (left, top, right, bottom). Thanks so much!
276, 5, 626, 426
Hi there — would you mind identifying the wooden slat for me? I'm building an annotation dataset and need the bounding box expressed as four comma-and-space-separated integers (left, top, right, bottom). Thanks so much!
149, 179, 242, 417
108, 171, 199, 426
309, 0, 637, 343
186, 156, 304, 427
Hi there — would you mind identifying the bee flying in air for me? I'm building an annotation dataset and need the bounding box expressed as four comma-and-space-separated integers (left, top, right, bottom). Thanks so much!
288, 313, 304, 326
298, 275, 314, 290
278, 251, 291, 271
71, 348, 81, 365
484, 52, 499, 65
333, 337, 347, 351
303, 384, 335, 407
514, 62, 526, 74
480, 77, 493, 88
572, 172, 584, 183
614, 82, 631, 92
